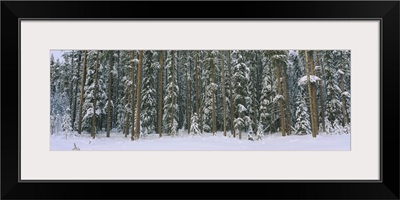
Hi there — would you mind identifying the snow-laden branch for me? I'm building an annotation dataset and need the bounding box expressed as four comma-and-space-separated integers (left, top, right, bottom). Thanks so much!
298, 75, 321, 86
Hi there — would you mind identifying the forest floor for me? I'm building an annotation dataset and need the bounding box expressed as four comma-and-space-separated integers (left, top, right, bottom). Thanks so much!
50, 130, 350, 151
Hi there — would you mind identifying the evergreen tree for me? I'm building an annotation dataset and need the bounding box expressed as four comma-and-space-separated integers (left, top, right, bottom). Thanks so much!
141, 51, 158, 136
190, 113, 200, 135
294, 89, 311, 135
232, 50, 250, 139
163, 50, 178, 136
324, 50, 342, 132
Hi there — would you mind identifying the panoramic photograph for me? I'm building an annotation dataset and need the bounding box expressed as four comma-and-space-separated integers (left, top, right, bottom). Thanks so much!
50, 50, 351, 150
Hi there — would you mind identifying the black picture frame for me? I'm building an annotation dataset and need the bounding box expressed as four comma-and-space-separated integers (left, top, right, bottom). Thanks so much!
2, 1, 399, 199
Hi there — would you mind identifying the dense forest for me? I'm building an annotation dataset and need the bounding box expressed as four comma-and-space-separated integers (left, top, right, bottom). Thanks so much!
50, 50, 351, 141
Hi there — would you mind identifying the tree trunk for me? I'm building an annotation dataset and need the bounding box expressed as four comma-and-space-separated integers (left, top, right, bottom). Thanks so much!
310, 52, 319, 133
158, 51, 164, 137
316, 54, 326, 132
282, 65, 292, 135
221, 52, 227, 137
106, 52, 114, 137
170, 51, 175, 136
304, 51, 317, 138
211, 53, 216, 136
227, 51, 235, 138
124, 92, 130, 138
134, 50, 143, 140
276, 64, 286, 136
126, 51, 135, 138
71, 53, 82, 131
195, 51, 199, 115
130, 51, 136, 140
91, 51, 100, 139
185, 52, 190, 133
77, 50, 87, 134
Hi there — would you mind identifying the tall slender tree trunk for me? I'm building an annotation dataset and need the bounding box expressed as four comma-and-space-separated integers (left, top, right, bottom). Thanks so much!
276, 64, 286, 136
211, 53, 216, 136
126, 51, 135, 138
195, 51, 199, 115
227, 51, 235, 138
130, 51, 136, 140
221, 52, 227, 137
282, 65, 292, 135
77, 50, 87, 134
158, 51, 164, 137
106, 52, 114, 137
91, 51, 100, 139
310, 52, 319, 133
134, 50, 143, 140
170, 51, 176, 136
185, 52, 190, 133
316, 54, 326, 132
113, 51, 120, 130
71, 53, 82, 131
305, 51, 317, 138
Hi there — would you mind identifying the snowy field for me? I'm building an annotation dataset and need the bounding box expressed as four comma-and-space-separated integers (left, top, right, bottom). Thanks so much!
50, 131, 350, 151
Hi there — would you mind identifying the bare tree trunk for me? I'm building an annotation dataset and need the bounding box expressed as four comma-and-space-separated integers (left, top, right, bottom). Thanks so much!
282, 65, 292, 135
185, 52, 190, 133
227, 51, 235, 138
276, 64, 286, 137
71, 53, 82, 131
221, 52, 227, 137
316, 54, 326, 132
158, 51, 164, 137
77, 50, 87, 134
304, 51, 317, 138
310, 52, 319, 134
106, 52, 114, 137
91, 51, 100, 139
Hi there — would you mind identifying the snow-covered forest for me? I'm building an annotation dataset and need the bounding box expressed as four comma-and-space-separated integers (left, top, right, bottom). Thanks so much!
50, 50, 350, 150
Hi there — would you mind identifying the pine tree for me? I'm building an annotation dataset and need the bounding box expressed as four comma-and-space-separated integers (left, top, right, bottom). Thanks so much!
141, 51, 158, 136
259, 52, 275, 134
163, 50, 178, 136
62, 108, 73, 138
190, 113, 200, 135
134, 50, 143, 139
232, 50, 249, 140
91, 51, 100, 138
202, 51, 218, 134
324, 50, 342, 133
294, 89, 311, 135
106, 51, 115, 137
270, 51, 287, 136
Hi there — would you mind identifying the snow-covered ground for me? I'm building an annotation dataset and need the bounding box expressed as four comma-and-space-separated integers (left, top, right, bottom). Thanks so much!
50, 131, 350, 151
